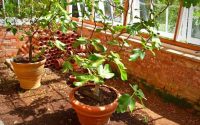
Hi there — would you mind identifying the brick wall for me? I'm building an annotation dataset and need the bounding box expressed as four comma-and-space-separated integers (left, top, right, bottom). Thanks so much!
0, 27, 24, 62
79, 27, 200, 108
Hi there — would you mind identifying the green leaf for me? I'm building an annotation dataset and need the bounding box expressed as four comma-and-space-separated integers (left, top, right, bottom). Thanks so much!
73, 55, 87, 67
130, 84, 146, 100
152, 37, 161, 49
88, 54, 106, 68
95, 28, 103, 32
74, 74, 103, 84
62, 61, 73, 73
19, 35, 24, 41
140, 51, 145, 60
90, 58, 105, 68
61, 23, 67, 33
113, 25, 126, 32
116, 94, 136, 113
129, 98, 136, 112
97, 64, 115, 79
123, 40, 130, 47
108, 40, 119, 46
11, 28, 17, 35
91, 39, 107, 52
129, 48, 145, 61
129, 53, 140, 61
54, 40, 66, 51
32, 47, 46, 62
73, 37, 88, 48
110, 52, 127, 81
74, 81, 85, 87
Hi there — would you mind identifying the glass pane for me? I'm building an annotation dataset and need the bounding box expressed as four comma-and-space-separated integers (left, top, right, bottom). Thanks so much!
0, 0, 3, 9
4, 0, 18, 17
104, 0, 123, 24
104, 1, 112, 20
191, 6, 200, 39
139, 0, 150, 21
72, 3, 79, 17
154, 0, 179, 33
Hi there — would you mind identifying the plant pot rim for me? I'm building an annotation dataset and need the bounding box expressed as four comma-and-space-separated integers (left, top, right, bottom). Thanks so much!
69, 84, 120, 109
11, 57, 46, 65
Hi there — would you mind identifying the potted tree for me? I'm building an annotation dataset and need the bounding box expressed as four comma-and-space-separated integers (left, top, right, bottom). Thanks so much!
53, 0, 175, 125
0, 0, 76, 89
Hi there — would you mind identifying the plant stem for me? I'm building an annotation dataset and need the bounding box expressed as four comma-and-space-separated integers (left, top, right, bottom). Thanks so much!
94, 84, 100, 97
90, 10, 96, 39
29, 36, 33, 62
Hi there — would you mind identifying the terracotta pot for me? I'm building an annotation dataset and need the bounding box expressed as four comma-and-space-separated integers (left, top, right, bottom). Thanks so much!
11, 58, 46, 89
54, 58, 64, 69
69, 85, 119, 125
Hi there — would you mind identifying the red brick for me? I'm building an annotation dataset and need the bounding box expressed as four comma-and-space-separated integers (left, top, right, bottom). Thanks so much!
5, 49, 18, 57
0, 50, 6, 58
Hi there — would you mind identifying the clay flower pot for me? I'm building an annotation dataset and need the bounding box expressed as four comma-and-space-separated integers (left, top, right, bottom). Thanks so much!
54, 58, 64, 70
69, 84, 119, 125
11, 58, 46, 89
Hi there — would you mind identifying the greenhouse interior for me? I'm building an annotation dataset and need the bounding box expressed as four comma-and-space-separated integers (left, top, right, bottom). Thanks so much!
0, 0, 200, 125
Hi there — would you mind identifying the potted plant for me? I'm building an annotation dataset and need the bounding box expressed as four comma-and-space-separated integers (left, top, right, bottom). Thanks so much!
0, 0, 76, 89
51, 0, 175, 124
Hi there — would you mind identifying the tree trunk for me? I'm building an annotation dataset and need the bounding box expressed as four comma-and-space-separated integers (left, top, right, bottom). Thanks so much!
29, 36, 33, 62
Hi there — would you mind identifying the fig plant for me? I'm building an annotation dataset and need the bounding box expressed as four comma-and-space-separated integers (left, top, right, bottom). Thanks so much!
54, 0, 175, 113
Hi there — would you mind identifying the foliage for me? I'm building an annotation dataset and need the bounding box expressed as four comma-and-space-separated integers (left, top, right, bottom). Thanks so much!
183, 0, 200, 8
0, 0, 75, 62
116, 84, 146, 113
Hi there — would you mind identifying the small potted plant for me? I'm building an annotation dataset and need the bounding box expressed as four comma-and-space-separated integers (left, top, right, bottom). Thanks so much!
0, 0, 76, 89
53, 0, 173, 124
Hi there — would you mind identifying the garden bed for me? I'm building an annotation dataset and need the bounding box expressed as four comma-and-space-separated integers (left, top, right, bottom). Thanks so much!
0, 63, 199, 125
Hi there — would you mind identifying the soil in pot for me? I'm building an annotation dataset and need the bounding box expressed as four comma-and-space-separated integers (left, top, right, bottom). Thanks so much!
13, 56, 44, 63
74, 85, 118, 106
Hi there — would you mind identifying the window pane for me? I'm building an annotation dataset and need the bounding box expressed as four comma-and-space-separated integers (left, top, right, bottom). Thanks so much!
153, 0, 179, 34
128, 0, 180, 38
177, 4, 200, 45
72, 3, 79, 17
139, 0, 150, 21
191, 6, 200, 39
0, 0, 3, 9
104, 1, 112, 21
73, 0, 123, 25
4, 0, 18, 17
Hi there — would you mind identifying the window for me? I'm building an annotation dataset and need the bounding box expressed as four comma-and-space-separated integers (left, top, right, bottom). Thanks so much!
72, 0, 200, 47
127, 0, 179, 39
75, 0, 124, 25
1, 0, 20, 12
177, 4, 200, 45
0, 0, 20, 25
